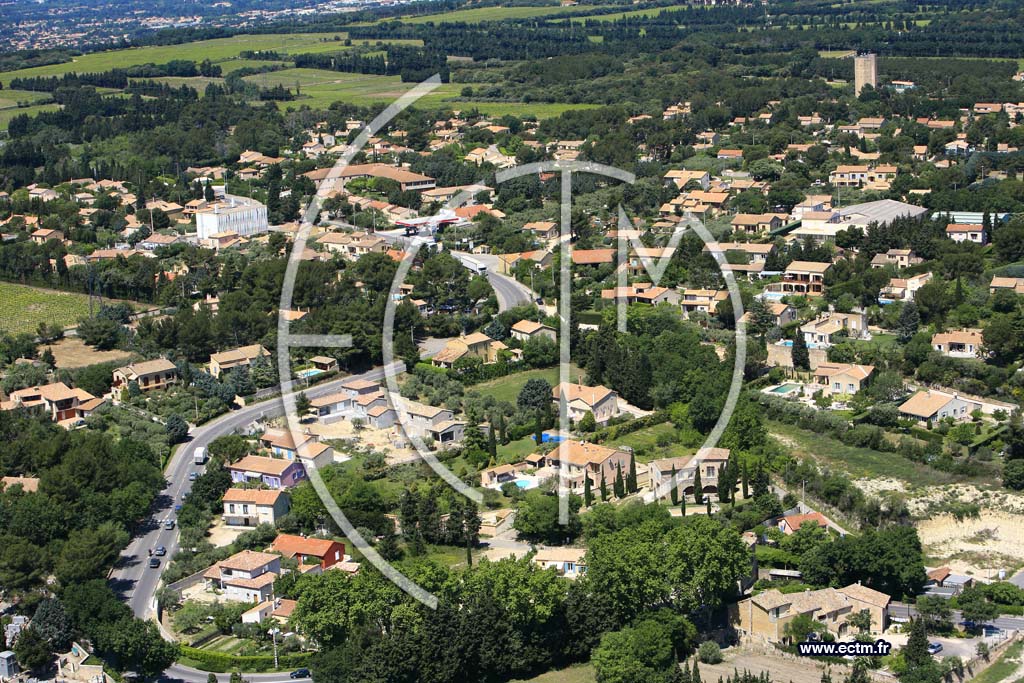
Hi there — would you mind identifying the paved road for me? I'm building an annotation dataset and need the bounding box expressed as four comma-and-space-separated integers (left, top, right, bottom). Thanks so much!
110, 364, 403, 681
890, 602, 1024, 631
374, 228, 535, 312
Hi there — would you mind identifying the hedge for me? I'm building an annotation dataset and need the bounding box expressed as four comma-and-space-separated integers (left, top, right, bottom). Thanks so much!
179, 646, 313, 673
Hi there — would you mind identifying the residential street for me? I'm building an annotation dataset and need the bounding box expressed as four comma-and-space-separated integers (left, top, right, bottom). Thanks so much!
109, 363, 404, 682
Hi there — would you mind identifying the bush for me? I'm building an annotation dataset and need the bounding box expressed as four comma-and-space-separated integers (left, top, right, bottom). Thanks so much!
180, 646, 312, 673
698, 640, 723, 664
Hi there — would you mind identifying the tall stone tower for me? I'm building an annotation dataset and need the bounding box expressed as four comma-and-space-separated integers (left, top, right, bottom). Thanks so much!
854, 53, 877, 96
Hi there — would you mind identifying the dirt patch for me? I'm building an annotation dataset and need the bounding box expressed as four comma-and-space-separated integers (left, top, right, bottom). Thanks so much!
305, 417, 419, 465
918, 510, 1024, 577
697, 648, 851, 683
46, 337, 131, 369
852, 477, 908, 497
206, 518, 249, 548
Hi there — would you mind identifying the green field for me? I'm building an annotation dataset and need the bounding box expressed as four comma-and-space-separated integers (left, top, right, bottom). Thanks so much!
0, 283, 110, 336
0, 103, 60, 128
562, 3, 693, 23
364, 3, 598, 25
767, 420, 959, 486
470, 365, 581, 405
0, 33, 423, 88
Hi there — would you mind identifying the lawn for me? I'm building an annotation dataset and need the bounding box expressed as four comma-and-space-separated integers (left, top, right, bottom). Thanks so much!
767, 420, 960, 487
0, 282, 134, 336
470, 365, 581, 405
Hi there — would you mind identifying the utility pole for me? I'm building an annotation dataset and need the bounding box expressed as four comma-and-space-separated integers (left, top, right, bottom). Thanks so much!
269, 628, 280, 669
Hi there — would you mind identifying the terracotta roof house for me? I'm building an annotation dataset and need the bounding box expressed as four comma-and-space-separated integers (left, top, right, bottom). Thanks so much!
227, 456, 306, 489
112, 358, 178, 392
222, 488, 291, 527
431, 332, 511, 369
533, 547, 588, 579
777, 511, 830, 534
812, 363, 875, 397
945, 223, 987, 245
898, 389, 982, 424
932, 329, 984, 359
544, 440, 631, 495
271, 533, 346, 570
733, 583, 890, 643
209, 344, 271, 378
510, 319, 556, 343
1, 382, 103, 426
571, 249, 616, 266
203, 550, 281, 602
553, 382, 620, 425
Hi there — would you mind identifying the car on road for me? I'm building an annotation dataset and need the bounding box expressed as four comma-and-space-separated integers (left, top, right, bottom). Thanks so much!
163, 519, 175, 530
174, 503, 183, 513
148, 557, 160, 569
153, 546, 166, 556
189, 471, 199, 481
927, 642, 943, 655
290, 668, 311, 679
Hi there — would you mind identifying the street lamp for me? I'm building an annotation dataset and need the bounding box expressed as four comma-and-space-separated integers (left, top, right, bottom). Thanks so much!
269, 627, 280, 669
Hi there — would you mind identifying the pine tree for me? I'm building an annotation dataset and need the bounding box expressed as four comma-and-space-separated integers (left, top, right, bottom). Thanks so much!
584, 475, 593, 507
669, 465, 679, 505
692, 659, 702, 683
614, 463, 625, 498
693, 468, 703, 505
600, 471, 608, 502
626, 452, 637, 493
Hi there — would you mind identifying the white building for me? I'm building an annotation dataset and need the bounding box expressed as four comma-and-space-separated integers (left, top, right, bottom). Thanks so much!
196, 195, 269, 240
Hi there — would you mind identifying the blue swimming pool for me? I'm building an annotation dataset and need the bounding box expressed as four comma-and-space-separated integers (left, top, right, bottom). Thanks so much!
296, 368, 325, 379
515, 479, 532, 489
537, 433, 565, 444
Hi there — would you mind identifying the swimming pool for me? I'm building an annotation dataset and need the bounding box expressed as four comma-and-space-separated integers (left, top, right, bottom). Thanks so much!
514, 479, 532, 489
770, 383, 801, 395
296, 368, 325, 379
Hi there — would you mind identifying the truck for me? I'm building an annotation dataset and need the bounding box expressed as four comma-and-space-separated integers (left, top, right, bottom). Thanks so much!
193, 447, 206, 465
456, 254, 488, 275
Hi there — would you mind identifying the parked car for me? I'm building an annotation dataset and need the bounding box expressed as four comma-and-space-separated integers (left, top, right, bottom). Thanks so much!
290, 669, 311, 679
189, 472, 199, 481
148, 557, 160, 569
154, 546, 166, 556
164, 519, 175, 530
927, 642, 943, 655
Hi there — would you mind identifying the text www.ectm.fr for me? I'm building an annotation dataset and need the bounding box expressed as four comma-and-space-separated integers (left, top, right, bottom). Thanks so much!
797, 640, 893, 657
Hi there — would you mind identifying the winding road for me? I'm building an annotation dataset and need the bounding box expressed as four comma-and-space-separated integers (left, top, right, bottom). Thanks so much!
110, 363, 404, 682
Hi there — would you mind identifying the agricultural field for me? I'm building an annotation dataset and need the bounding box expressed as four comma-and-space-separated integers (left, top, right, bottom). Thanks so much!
0, 103, 60, 128
0, 33, 423, 88
0, 282, 145, 337
364, 3, 599, 25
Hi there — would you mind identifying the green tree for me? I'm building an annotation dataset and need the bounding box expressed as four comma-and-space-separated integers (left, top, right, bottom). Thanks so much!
627, 453, 638, 494
792, 333, 810, 370
896, 302, 920, 343
32, 598, 72, 651
517, 378, 552, 413
693, 469, 703, 505
165, 414, 189, 444
513, 490, 582, 544
295, 392, 312, 416
847, 609, 872, 634
584, 474, 594, 507
669, 466, 679, 505
13, 626, 52, 672
1004, 459, 1024, 490
600, 471, 608, 502
957, 586, 998, 626
591, 619, 683, 683
913, 595, 951, 633
614, 463, 626, 499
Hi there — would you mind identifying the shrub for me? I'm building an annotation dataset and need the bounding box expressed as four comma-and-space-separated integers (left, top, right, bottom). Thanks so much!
698, 640, 723, 664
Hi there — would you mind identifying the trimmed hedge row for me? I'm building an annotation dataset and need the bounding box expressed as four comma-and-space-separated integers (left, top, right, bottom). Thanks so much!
180, 646, 312, 673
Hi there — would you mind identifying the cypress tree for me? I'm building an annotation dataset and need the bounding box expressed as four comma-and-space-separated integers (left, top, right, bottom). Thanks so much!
792, 332, 810, 370
670, 465, 679, 505
600, 471, 608, 502
626, 453, 637, 493
692, 659, 702, 683
742, 462, 750, 499
614, 462, 625, 498
584, 474, 593, 507
693, 468, 703, 505
680, 496, 686, 517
